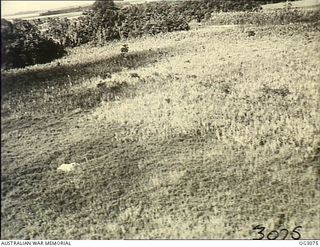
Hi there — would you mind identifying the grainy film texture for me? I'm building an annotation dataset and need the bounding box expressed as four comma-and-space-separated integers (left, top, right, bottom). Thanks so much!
1, 0, 320, 240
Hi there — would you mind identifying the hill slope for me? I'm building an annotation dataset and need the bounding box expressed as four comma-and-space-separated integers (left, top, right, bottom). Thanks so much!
1, 23, 320, 239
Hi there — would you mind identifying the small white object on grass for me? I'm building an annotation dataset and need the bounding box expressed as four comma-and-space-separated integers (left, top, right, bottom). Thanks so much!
57, 163, 79, 172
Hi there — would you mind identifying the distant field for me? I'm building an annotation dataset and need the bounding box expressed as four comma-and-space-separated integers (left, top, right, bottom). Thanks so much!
4, 0, 319, 21
4, 11, 84, 21
2, 18, 319, 239
263, 0, 320, 9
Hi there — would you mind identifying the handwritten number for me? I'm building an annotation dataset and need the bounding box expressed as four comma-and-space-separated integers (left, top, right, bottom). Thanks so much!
267, 230, 279, 240
279, 228, 289, 240
253, 225, 265, 240
291, 226, 302, 240
253, 225, 302, 240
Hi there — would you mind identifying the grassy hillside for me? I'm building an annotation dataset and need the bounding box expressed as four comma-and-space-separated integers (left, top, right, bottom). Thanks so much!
1, 22, 319, 239
263, 0, 320, 9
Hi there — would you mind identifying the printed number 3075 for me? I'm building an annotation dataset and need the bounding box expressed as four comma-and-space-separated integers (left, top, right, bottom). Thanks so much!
252, 225, 302, 240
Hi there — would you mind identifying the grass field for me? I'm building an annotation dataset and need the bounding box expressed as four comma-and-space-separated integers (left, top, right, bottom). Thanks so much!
1, 21, 320, 239
263, 0, 320, 9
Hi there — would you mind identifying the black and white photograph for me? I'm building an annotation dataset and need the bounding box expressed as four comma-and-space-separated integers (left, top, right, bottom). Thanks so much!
1, 0, 319, 241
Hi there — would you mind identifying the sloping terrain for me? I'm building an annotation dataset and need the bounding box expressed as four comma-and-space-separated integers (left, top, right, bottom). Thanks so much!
263, 0, 320, 9
1, 23, 320, 239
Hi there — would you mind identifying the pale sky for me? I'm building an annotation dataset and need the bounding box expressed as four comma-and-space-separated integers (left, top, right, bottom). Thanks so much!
1, 0, 155, 16
1, 1, 95, 16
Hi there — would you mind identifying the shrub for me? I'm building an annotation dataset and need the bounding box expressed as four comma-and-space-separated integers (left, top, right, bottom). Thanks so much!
21, 0, 300, 50
176, 0, 263, 22
1, 19, 66, 69
29, 2, 190, 48
26, 0, 267, 48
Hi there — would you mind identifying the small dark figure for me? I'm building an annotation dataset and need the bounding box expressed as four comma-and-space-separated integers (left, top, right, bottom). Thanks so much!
247, 31, 256, 37
97, 82, 106, 89
121, 44, 129, 53
130, 73, 140, 78
276, 213, 286, 228
101, 73, 112, 79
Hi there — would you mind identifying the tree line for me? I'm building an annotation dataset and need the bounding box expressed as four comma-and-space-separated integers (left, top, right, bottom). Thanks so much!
1, 0, 291, 69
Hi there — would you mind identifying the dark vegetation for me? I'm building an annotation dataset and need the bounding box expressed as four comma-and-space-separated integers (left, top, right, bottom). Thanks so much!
1, 19, 65, 69
253, 0, 297, 3
11, 0, 265, 49
0, 0, 311, 69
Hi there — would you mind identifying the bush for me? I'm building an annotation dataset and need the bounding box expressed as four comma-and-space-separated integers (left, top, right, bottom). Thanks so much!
175, 0, 263, 22
1, 19, 66, 69
22, 0, 294, 50
29, 2, 190, 48
32, 0, 262, 48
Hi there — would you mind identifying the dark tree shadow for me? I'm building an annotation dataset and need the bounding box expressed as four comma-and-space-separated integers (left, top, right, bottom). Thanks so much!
1, 47, 171, 96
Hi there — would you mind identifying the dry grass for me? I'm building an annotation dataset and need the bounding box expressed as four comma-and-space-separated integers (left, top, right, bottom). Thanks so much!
262, 0, 320, 10
1, 22, 320, 239
209, 8, 320, 26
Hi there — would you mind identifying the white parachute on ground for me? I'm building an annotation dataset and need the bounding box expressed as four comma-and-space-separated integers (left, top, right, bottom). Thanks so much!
57, 162, 79, 172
